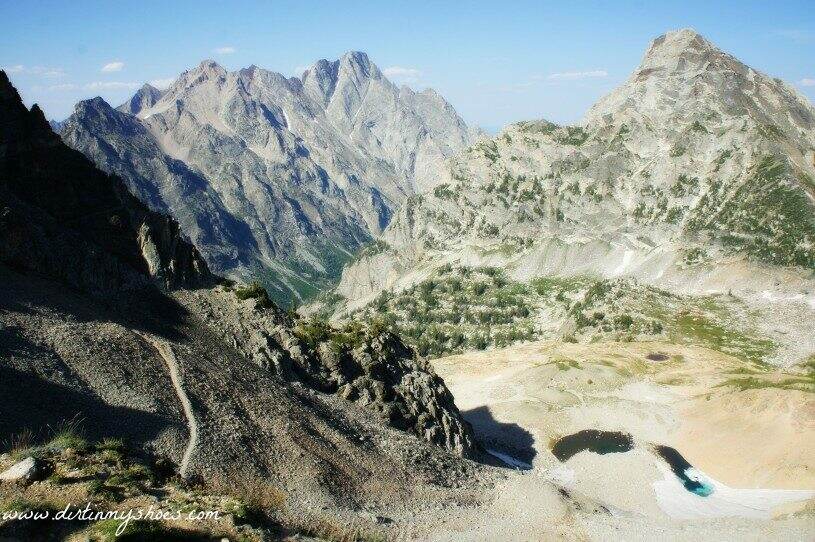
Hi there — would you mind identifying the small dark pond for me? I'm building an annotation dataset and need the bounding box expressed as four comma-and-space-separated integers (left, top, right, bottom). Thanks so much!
551, 430, 634, 461
654, 445, 715, 496
551, 430, 715, 497
646, 352, 669, 361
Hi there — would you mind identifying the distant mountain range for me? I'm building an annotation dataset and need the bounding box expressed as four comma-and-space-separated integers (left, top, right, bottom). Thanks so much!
58, 52, 482, 303
50, 32, 815, 345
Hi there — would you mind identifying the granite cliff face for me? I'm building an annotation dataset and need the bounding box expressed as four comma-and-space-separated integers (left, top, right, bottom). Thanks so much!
60, 53, 481, 303
333, 29, 815, 312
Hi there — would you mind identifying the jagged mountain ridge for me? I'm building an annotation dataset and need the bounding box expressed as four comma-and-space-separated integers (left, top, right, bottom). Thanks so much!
332, 29, 815, 318
60, 52, 481, 303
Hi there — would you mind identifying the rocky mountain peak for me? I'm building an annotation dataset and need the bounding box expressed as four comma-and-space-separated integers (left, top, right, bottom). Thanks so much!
583, 28, 815, 132
337, 50, 382, 85
197, 58, 223, 71
632, 28, 751, 85
301, 58, 338, 80
304, 58, 337, 75
117, 83, 165, 115
340, 51, 375, 71
78, 96, 112, 112
301, 58, 341, 104
199, 59, 227, 79
171, 59, 227, 92
137, 82, 161, 95
74, 97, 128, 128
642, 28, 716, 62
302, 51, 380, 100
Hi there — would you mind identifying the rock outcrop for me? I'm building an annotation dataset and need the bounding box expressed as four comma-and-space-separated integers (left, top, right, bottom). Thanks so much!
191, 288, 477, 457
59, 53, 481, 303
0, 457, 41, 484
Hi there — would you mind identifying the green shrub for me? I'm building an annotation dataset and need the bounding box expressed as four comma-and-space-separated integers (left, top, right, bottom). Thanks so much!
294, 319, 333, 348
690, 120, 708, 133
48, 424, 88, 453
96, 438, 125, 453
107, 464, 151, 489
433, 183, 455, 199
614, 314, 634, 330
87, 479, 113, 499
234, 282, 275, 309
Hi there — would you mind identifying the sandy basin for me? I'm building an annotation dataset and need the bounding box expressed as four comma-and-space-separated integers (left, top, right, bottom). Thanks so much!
411, 340, 815, 541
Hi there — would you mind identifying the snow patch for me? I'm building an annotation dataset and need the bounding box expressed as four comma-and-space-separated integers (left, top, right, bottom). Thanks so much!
487, 448, 533, 470
612, 249, 635, 276
653, 462, 815, 519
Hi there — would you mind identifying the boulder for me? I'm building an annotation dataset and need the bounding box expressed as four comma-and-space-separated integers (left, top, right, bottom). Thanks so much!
0, 457, 41, 483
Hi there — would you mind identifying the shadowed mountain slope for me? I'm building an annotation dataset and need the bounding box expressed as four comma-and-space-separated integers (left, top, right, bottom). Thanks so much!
0, 71, 482, 516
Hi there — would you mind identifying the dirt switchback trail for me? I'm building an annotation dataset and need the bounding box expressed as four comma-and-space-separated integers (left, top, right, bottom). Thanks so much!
143, 335, 199, 478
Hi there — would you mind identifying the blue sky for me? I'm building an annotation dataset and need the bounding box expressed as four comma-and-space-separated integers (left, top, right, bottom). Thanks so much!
2, 0, 813, 131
